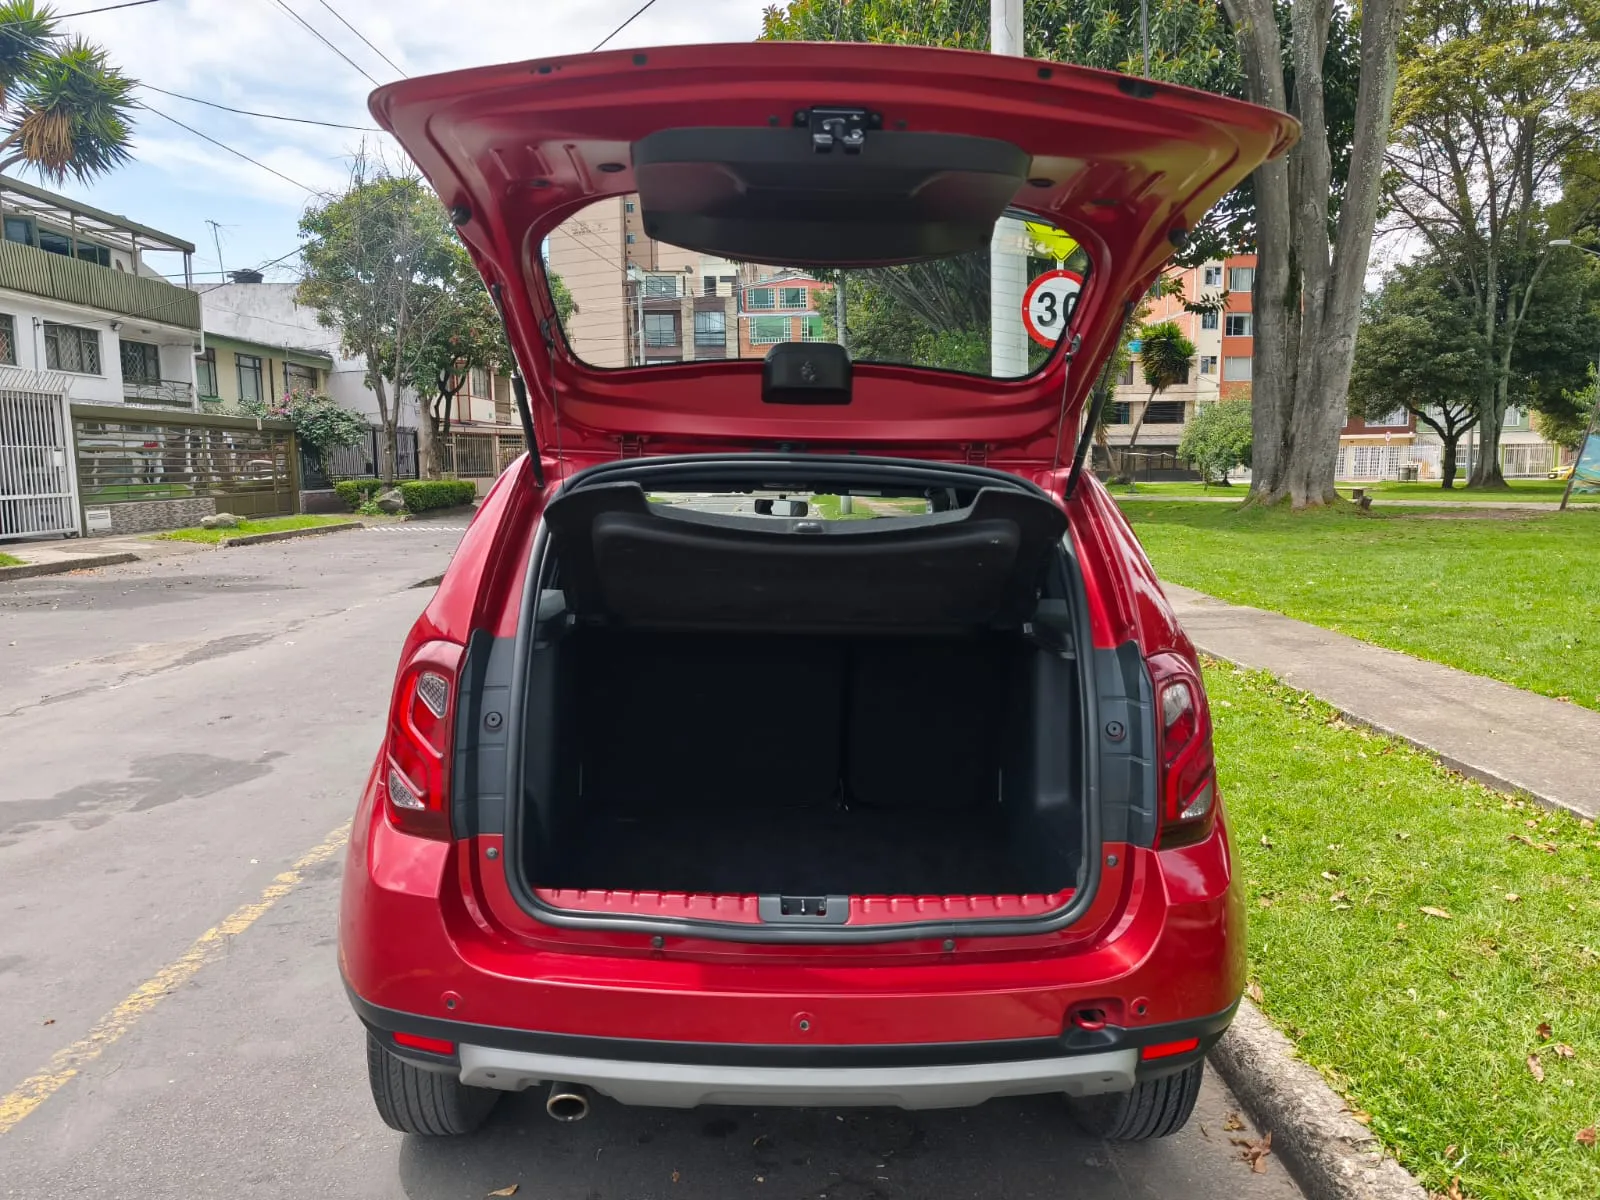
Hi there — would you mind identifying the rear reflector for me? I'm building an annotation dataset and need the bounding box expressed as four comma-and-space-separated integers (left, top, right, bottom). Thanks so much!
393, 1032, 456, 1055
1140, 1037, 1201, 1061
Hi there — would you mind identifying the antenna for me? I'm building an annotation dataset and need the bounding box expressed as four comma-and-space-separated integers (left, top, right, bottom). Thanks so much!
205, 220, 226, 279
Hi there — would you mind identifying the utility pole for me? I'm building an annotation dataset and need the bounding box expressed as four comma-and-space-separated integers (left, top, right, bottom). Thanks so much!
989, 0, 1029, 378
205, 220, 226, 280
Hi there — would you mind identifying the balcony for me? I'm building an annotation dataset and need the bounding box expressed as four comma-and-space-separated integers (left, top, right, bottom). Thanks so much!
122, 379, 196, 409
0, 237, 201, 331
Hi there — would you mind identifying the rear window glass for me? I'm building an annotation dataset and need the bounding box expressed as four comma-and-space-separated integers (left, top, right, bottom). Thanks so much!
542, 194, 1089, 381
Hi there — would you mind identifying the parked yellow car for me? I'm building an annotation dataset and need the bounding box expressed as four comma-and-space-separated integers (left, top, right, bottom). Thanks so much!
1549, 464, 1574, 480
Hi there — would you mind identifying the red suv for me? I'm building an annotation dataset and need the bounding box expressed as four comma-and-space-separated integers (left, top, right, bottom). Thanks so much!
341, 42, 1294, 1141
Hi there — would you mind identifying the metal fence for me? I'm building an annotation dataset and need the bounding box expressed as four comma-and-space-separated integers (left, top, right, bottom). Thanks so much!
440, 427, 526, 480
72, 404, 296, 518
299, 425, 419, 488
1, 388, 78, 538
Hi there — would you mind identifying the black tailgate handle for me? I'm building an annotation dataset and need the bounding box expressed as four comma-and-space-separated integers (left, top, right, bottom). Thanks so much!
758, 895, 850, 924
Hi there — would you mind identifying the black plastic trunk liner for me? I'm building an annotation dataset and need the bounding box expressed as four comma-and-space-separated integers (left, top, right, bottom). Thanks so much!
545, 805, 1019, 897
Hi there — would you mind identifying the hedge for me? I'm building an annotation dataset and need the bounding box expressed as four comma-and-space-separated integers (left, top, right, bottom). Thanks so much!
399, 480, 477, 512
333, 478, 384, 510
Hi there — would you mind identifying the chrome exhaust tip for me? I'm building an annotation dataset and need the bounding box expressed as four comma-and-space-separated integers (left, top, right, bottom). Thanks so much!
545, 1081, 589, 1122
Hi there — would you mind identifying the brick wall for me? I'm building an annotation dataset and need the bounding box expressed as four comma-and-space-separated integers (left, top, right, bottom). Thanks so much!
100, 497, 217, 535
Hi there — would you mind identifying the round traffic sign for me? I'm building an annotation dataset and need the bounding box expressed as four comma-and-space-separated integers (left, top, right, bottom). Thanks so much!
1022, 269, 1083, 348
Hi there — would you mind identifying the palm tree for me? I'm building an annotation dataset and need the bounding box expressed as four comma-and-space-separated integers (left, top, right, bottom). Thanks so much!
0, 3, 135, 185
1118, 321, 1197, 479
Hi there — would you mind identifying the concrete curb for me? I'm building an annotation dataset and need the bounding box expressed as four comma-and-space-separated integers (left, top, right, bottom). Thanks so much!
219, 521, 363, 548
1209, 1001, 1429, 1200
0, 552, 138, 580
1194, 643, 1586, 820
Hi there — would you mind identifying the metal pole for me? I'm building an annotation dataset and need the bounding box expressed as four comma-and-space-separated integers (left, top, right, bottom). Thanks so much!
989, 0, 1028, 379
834, 273, 848, 355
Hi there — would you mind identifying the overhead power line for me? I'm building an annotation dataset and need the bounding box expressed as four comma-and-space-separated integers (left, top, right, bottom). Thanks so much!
313, 0, 406, 78
592, 0, 661, 52
269, 0, 382, 87
137, 83, 383, 131
139, 101, 322, 196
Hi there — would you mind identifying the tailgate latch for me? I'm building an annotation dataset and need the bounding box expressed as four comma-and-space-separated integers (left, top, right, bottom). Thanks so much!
758, 895, 850, 924
800, 107, 877, 154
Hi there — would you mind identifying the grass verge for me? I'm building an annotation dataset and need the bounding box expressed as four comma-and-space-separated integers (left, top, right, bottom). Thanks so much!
0, 551, 23, 567
1109, 479, 1597, 502
808, 494, 880, 520
1123, 501, 1600, 711
1209, 662, 1600, 1200
157, 515, 353, 545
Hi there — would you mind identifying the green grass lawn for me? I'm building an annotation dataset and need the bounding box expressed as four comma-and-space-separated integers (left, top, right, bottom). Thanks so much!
808, 494, 881, 520
82, 482, 196, 502
157, 515, 353, 545
0, 551, 22, 567
1210, 664, 1600, 1200
1109, 478, 1598, 503
1124, 502, 1600, 711
1106, 480, 1244, 498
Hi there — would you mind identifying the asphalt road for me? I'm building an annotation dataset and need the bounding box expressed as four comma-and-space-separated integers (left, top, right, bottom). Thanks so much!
0, 524, 1303, 1199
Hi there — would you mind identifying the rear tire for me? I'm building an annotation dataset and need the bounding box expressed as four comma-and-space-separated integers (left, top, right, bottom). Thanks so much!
1068, 1061, 1203, 1140
366, 1033, 500, 1136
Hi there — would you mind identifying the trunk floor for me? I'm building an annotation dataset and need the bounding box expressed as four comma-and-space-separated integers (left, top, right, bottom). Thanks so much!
547, 806, 1020, 896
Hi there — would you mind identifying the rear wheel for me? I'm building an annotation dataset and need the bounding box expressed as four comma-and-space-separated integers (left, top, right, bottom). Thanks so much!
366, 1033, 500, 1135
1068, 1062, 1203, 1140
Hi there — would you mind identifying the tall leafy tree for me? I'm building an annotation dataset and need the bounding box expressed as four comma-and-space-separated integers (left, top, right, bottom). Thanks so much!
298, 158, 458, 481
1383, 0, 1600, 488
0, 2, 135, 184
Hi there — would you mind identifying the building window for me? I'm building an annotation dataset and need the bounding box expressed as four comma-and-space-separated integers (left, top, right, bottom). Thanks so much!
1199, 354, 1218, 375
0, 313, 13, 365
38, 228, 73, 257
195, 347, 218, 397
1145, 400, 1187, 424
44, 322, 100, 374
119, 339, 161, 384
1228, 266, 1255, 291
1110, 401, 1131, 424
1201, 310, 1219, 330
236, 353, 264, 404
1225, 312, 1253, 337
625, 232, 636, 244
780, 286, 807, 308
1376, 408, 1409, 427
470, 366, 490, 397
1501, 406, 1529, 430
1203, 266, 1222, 287
76, 242, 110, 267
720, 275, 737, 292
3, 215, 34, 246
643, 312, 678, 347
703, 275, 717, 296
694, 309, 726, 348
1223, 355, 1252, 381
747, 287, 775, 310
624, 200, 636, 213
749, 316, 789, 343
801, 315, 827, 341
644, 274, 677, 298
1118, 361, 1135, 386
284, 361, 319, 393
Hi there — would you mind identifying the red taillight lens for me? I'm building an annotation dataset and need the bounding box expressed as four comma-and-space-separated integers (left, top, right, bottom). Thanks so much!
393, 1031, 456, 1055
1140, 1037, 1201, 1060
381, 640, 464, 841
1150, 654, 1217, 849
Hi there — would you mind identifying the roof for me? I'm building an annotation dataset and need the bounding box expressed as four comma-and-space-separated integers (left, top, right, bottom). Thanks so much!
0, 174, 195, 255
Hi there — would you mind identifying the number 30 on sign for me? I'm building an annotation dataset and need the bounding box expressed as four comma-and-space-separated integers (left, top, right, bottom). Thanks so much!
1022, 270, 1083, 348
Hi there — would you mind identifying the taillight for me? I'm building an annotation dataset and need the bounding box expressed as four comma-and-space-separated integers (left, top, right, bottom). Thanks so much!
1150, 654, 1217, 849
380, 640, 464, 841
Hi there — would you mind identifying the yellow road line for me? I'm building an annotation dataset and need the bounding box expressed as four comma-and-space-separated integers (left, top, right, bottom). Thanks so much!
0, 821, 351, 1136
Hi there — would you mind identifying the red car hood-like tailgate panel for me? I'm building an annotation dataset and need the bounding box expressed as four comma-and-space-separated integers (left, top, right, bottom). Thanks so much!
370, 42, 1295, 464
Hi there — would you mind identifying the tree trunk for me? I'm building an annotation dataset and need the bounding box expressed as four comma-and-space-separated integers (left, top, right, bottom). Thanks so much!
1223, 0, 1406, 508
1119, 398, 1152, 479
1469, 401, 1507, 488
1440, 433, 1459, 489
417, 398, 441, 479
368, 361, 397, 483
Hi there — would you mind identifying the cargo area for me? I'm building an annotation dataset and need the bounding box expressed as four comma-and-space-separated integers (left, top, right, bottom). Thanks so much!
515, 479, 1086, 908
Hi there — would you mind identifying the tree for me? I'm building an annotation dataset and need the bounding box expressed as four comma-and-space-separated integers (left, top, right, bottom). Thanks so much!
405, 243, 510, 478
1180, 396, 1254, 483
1119, 321, 1196, 475
1535, 366, 1598, 454
239, 389, 368, 479
298, 158, 458, 481
1348, 260, 1482, 488
0, 2, 135, 183
1382, 0, 1600, 488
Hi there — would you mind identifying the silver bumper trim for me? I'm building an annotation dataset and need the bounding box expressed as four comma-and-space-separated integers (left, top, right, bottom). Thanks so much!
456, 1044, 1139, 1110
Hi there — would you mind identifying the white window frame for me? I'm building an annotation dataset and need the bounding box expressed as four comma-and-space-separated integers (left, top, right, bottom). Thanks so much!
1225, 313, 1252, 337
1223, 355, 1252, 381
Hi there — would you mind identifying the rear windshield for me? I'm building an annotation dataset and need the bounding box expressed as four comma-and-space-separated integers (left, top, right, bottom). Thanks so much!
542, 194, 1089, 381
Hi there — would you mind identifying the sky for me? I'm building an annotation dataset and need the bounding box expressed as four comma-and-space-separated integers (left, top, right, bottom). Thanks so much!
50, 0, 781, 285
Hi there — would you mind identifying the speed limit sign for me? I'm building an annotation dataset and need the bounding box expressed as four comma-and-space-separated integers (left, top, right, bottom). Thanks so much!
1022, 269, 1083, 348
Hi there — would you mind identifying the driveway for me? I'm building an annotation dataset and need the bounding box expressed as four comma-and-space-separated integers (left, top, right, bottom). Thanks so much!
0, 526, 1301, 1198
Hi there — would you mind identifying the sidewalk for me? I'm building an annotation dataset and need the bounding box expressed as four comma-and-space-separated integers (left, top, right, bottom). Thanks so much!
1166, 582, 1600, 820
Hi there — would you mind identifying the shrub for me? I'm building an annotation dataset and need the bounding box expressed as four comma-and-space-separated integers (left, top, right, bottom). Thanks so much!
1179, 398, 1253, 485
241, 390, 368, 475
333, 478, 384, 509
399, 479, 477, 512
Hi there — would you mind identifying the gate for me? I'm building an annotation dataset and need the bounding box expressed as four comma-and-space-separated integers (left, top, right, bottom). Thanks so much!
0, 387, 79, 539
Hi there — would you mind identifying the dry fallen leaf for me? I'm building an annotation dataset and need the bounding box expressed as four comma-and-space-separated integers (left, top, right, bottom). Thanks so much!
1331, 890, 1350, 903
1350, 1110, 1372, 1126
1504, 893, 1521, 903
1576, 1127, 1597, 1148
671, 1171, 681, 1183
42, 1018, 54, 1026
1527, 1053, 1546, 1083
1540, 842, 1559, 854
1223, 1111, 1245, 1132
1421, 906, 1453, 920
1321, 870, 1340, 881
1508, 833, 1535, 847
1260, 834, 1274, 848
1447, 1176, 1464, 1200
487, 1187, 519, 1197
1444, 1144, 1457, 1159
1396, 921, 1409, 931
1231, 1130, 1273, 1173
1537, 1022, 1553, 1040
1526, 819, 1540, 828
1258, 897, 1273, 908
1554, 1043, 1576, 1060
1246, 982, 1264, 1005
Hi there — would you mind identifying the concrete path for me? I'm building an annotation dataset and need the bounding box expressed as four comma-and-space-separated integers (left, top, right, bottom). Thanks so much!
0, 530, 1302, 1199
1166, 582, 1600, 820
